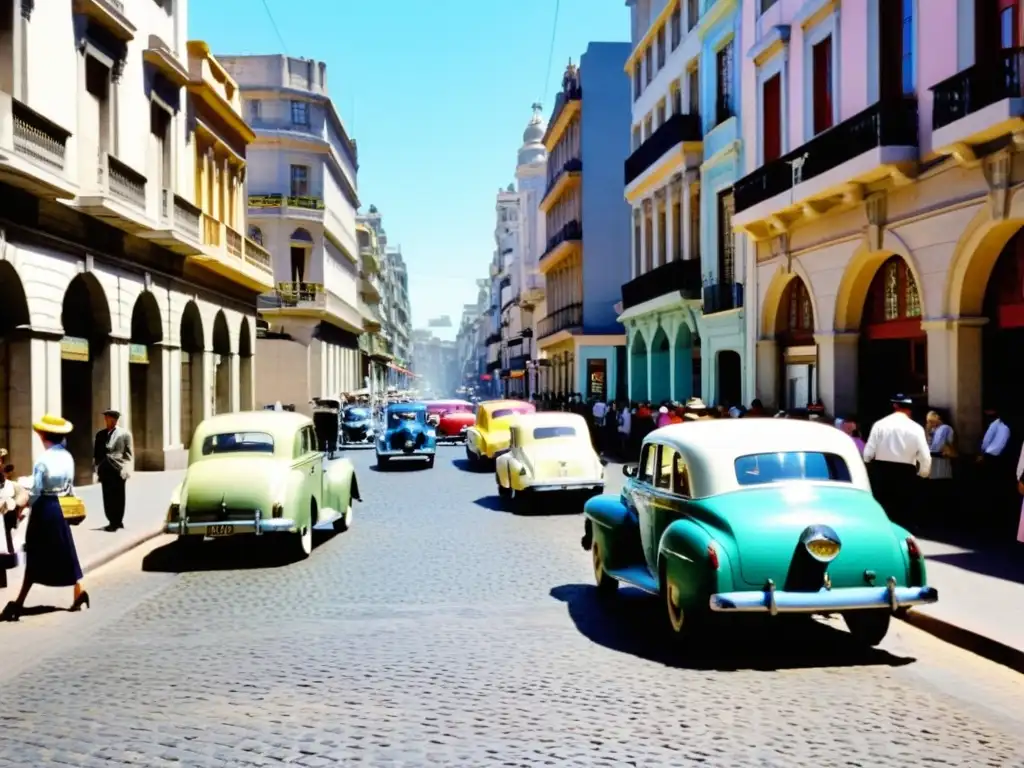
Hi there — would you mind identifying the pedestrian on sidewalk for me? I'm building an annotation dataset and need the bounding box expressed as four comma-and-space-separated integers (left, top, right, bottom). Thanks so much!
1, 415, 89, 622
93, 408, 133, 532
863, 395, 931, 527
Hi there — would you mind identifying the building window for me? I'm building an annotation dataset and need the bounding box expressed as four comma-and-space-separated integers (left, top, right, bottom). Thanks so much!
687, 65, 699, 114
644, 114, 654, 139
716, 42, 734, 125
657, 26, 666, 69
762, 72, 782, 163
687, 0, 699, 30
248, 99, 261, 123
900, 0, 915, 94
656, 99, 666, 126
760, 0, 779, 13
812, 36, 833, 134
633, 62, 642, 100
785, 278, 813, 334
645, 46, 653, 84
632, 125, 642, 151
717, 189, 735, 284
689, 183, 701, 261
290, 100, 309, 126
1001, 0, 1019, 47
290, 164, 309, 196
881, 0, 916, 99
671, 80, 682, 115
670, 5, 682, 48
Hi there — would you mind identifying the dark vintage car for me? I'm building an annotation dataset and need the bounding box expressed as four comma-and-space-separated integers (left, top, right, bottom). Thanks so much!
425, 399, 475, 443
376, 402, 437, 469
341, 405, 375, 445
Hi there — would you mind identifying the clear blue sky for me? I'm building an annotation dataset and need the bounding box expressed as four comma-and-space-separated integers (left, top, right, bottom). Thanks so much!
189, 0, 628, 341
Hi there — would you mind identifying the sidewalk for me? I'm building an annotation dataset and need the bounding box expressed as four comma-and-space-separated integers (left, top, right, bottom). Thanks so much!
1, 470, 182, 591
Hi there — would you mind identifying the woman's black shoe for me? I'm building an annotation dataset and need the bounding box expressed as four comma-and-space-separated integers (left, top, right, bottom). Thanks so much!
0, 601, 21, 622
69, 591, 90, 612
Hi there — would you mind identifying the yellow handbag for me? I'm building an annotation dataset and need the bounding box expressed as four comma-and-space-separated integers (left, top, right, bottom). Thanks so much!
59, 495, 87, 526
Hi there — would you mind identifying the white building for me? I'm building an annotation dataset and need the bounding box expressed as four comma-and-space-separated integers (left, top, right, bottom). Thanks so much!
218, 54, 366, 412
0, 1, 272, 480
515, 104, 548, 393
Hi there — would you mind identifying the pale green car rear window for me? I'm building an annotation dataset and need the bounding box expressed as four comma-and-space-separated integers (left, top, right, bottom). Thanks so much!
201, 432, 274, 455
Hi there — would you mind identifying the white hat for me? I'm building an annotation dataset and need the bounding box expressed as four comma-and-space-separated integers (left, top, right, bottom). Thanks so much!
659, 406, 668, 414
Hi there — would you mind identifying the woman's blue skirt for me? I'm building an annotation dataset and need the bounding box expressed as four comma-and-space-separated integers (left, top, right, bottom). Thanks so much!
25, 495, 83, 587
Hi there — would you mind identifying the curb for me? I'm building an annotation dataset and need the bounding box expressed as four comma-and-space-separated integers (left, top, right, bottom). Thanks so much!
80, 526, 168, 576
899, 609, 1024, 675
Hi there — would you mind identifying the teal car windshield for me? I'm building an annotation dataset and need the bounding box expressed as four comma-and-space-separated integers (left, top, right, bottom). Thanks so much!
533, 426, 576, 439
201, 432, 274, 455
734, 452, 851, 485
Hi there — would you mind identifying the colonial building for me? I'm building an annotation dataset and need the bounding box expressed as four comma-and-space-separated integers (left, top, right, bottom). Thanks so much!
354, 218, 389, 393
537, 49, 632, 402
621, 0, 744, 407
495, 185, 526, 397
218, 54, 366, 413
0, 1, 271, 480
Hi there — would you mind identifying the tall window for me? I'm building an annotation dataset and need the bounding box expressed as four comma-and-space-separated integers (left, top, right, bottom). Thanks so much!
687, 0, 699, 31
670, 5, 682, 49
812, 36, 833, 134
688, 66, 700, 114
657, 26, 666, 69
689, 183, 701, 260
716, 42, 734, 125
656, 99, 666, 126
248, 99, 261, 123
762, 73, 782, 162
671, 80, 682, 115
1000, 0, 1019, 47
881, 0, 915, 99
290, 100, 309, 126
290, 164, 309, 196
717, 189, 735, 284
645, 46, 653, 84
633, 62, 642, 100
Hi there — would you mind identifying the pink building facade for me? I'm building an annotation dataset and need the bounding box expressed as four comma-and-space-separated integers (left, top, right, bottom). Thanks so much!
734, 0, 1024, 453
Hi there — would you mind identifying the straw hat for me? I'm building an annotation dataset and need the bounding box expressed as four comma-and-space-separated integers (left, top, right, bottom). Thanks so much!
685, 397, 707, 410
32, 414, 74, 434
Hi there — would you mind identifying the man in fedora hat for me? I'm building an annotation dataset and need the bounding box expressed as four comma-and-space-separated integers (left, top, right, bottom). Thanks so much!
863, 394, 930, 523
93, 408, 133, 531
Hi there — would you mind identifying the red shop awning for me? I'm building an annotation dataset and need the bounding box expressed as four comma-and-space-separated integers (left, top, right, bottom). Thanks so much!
388, 363, 414, 376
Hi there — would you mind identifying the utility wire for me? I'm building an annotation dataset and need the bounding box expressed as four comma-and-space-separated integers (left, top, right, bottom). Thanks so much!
260, 0, 289, 56
540, 0, 561, 107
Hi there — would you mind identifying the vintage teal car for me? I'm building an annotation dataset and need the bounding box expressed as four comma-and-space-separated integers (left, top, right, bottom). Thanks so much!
166, 411, 360, 559
583, 419, 937, 646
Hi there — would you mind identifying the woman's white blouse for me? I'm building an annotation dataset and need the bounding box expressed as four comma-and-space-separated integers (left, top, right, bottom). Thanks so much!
27, 444, 75, 505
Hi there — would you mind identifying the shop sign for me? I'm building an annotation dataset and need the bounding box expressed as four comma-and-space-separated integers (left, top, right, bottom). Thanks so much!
60, 336, 89, 362
129, 343, 149, 365
586, 359, 606, 399
510, 370, 525, 379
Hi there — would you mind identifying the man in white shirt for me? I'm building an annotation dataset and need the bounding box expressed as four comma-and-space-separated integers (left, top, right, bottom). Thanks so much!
618, 407, 632, 460
863, 395, 931, 523
979, 408, 1010, 459
592, 399, 608, 427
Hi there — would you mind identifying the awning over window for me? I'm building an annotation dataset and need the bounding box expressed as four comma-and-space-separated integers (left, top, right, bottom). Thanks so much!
388, 362, 415, 376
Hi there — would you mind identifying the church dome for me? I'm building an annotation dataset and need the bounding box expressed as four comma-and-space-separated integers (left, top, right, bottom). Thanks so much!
517, 103, 547, 168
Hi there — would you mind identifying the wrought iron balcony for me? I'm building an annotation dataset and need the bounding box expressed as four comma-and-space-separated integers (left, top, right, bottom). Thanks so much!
734, 98, 919, 214
537, 302, 583, 340
540, 220, 582, 264
702, 282, 744, 315
542, 157, 582, 202
621, 258, 701, 310
258, 282, 326, 311
932, 48, 1024, 130
507, 337, 532, 362
624, 113, 702, 186
485, 332, 502, 345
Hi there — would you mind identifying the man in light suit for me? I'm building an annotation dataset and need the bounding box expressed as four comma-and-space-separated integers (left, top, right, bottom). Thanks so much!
93, 408, 133, 532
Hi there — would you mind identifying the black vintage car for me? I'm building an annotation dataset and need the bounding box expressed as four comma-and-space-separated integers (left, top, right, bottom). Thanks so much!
341, 406, 374, 445
312, 398, 343, 457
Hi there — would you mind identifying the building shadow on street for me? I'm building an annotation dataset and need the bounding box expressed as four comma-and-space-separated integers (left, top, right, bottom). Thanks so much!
550, 583, 916, 671
141, 532, 341, 573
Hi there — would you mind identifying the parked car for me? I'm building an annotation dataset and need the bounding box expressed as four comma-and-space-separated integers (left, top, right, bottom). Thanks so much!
341, 405, 375, 445
165, 411, 360, 558
464, 399, 536, 468
495, 412, 605, 512
376, 402, 436, 468
583, 419, 938, 646
425, 399, 476, 443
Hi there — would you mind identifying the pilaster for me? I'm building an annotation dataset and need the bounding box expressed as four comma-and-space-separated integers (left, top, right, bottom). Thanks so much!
755, 338, 778, 408
813, 332, 859, 417
922, 317, 987, 452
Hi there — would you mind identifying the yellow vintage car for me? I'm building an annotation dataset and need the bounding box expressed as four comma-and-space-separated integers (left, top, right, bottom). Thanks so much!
495, 412, 605, 511
463, 399, 536, 468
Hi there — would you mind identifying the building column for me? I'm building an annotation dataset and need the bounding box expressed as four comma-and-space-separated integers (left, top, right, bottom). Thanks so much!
202, 351, 216, 420
640, 199, 650, 274
681, 180, 692, 261
923, 317, 986, 454
652, 190, 663, 269
5, 329, 56, 465
229, 353, 241, 412
162, 343, 181, 450
814, 332, 859, 419
665, 183, 676, 265
755, 339, 778, 409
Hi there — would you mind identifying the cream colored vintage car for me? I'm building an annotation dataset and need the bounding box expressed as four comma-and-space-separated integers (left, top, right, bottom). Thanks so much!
495, 412, 605, 511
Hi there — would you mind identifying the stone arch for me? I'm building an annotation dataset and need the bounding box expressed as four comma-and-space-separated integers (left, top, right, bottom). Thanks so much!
0, 262, 31, 464
238, 315, 254, 411
129, 291, 165, 469
650, 325, 671, 402
238, 316, 253, 357
248, 224, 264, 246
212, 310, 232, 414
62, 272, 112, 339
130, 290, 163, 345
760, 261, 822, 338
833, 231, 925, 332
673, 323, 694, 403
629, 329, 648, 402
180, 301, 204, 353
0, 261, 30, 332
945, 199, 1024, 318
179, 301, 205, 449
212, 310, 231, 355
289, 227, 314, 244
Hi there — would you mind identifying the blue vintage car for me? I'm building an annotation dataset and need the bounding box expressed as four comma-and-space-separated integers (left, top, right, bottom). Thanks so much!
376, 402, 436, 469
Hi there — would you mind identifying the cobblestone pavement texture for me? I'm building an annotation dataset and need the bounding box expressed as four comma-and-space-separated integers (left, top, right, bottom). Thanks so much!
1, 446, 1023, 767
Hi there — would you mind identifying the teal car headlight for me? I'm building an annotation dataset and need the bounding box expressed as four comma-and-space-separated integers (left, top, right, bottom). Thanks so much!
801, 524, 841, 562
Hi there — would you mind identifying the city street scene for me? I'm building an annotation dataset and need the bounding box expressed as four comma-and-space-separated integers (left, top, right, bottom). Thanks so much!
2, 0, 1024, 766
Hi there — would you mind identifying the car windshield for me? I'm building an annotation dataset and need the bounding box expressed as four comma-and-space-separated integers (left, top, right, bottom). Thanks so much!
492, 407, 530, 419
734, 452, 851, 485
388, 411, 423, 428
344, 408, 370, 422
532, 426, 576, 440
201, 432, 274, 456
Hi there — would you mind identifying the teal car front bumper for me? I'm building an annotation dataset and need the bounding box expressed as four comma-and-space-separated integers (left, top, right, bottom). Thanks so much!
710, 578, 938, 614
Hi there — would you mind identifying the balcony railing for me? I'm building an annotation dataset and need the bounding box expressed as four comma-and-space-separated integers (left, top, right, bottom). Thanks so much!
507, 338, 531, 362
101, 153, 146, 210
537, 302, 583, 340
485, 332, 502, 345
621, 258, 702, 310
543, 157, 582, 199
244, 236, 272, 270
734, 98, 919, 214
540, 220, 582, 262
225, 224, 243, 259
358, 333, 391, 358
932, 48, 1024, 130
548, 86, 583, 134
624, 112, 702, 185
10, 98, 70, 171
170, 194, 200, 239
258, 282, 326, 311
201, 213, 221, 246
248, 193, 325, 211
702, 282, 744, 315
499, 274, 512, 288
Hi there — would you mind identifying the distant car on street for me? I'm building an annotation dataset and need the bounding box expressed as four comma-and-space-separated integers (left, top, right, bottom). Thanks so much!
424, 399, 475, 443
376, 402, 437, 469
165, 411, 360, 558
464, 399, 535, 468
584, 418, 938, 647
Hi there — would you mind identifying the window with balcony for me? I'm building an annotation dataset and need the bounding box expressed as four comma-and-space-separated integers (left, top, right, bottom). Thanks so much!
687, 65, 700, 114
657, 26, 666, 68
149, 103, 171, 205
290, 100, 309, 126
716, 42, 734, 125
670, 5, 682, 48
671, 80, 682, 115
645, 46, 653, 84
82, 55, 112, 180
762, 72, 782, 163
249, 99, 261, 123
632, 125, 642, 151
290, 164, 309, 196
718, 189, 735, 283
881, 0, 915, 99
644, 114, 654, 139
633, 62, 642, 100
687, 0, 699, 31
689, 182, 701, 261
671, 192, 682, 260
812, 36, 834, 134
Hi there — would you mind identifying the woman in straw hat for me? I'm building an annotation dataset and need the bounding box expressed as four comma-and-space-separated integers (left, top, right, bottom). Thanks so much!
1, 414, 88, 622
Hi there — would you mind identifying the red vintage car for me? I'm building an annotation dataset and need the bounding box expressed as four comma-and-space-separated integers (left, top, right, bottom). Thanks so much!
425, 399, 476, 442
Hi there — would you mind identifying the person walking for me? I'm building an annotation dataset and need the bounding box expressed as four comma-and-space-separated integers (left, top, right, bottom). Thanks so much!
1, 414, 88, 622
863, 395, 931, 525
93, 408, 133, 532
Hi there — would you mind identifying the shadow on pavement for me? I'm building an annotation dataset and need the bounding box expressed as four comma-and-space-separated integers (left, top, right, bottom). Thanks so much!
925, 548, 1024, 586
473, 495, 504, 511
474, 494, 587, 517
141, 533, 339, 573
550, 583, 916, 671
369, 459, 432, 473
13, 604, 66, 617
451, 458, 487, 473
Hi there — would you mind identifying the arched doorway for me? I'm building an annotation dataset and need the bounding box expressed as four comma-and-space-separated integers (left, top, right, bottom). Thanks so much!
858, 255, 925, 427
239, 316, 254, 411
673, 325, 694, 403
649, 327, 670, 403
629, 332, 648, 401
775, 277, 817, 409
0, 262, 31, 463
180, 302, 204, 449
129, 292, 165, 470
716, 350, 741, 407
61, 274, 112, 484
212, 311, 232, 414
982, 231, 1024, 425
289, 228, 314, 286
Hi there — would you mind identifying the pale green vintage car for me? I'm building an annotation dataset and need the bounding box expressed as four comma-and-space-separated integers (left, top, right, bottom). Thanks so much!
165, 411, 361, 558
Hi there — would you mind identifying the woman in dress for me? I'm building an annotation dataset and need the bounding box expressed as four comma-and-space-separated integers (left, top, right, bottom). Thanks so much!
1, 414, 89, 622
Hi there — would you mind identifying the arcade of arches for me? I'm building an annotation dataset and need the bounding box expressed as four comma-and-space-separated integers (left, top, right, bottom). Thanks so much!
0, 264, 256, 478
625, 317, 700, 404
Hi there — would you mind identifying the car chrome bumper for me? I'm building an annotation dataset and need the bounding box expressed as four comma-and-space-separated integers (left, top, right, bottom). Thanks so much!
526, 479, 604, 493
376, 448, 435, 456
166, 511, 297, 536
709, 579, 938, 615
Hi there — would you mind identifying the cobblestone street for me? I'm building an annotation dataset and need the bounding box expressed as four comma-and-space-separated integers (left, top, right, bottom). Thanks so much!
1, 446, 1023, 767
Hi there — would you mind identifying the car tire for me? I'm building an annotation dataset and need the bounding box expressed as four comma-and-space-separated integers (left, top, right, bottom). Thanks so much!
293, 521, 313, 559
843, 610, 891, 646
426, 455, 435, 468
334, 503, 353, 533
377, 455, 389, 469
661, 567, 704, 643
497, 482, 511, 499
465, 445, 478, 468
591, 540, 618, 596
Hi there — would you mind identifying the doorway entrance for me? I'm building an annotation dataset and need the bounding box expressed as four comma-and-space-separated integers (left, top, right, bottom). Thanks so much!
716, 350, 741, 407
180, 301, 205, 449
982, 230, 1024, 430
212, 311, 232, 414
0, 262, 31, 462
239, 316, 254, 410
129, 291, 165, 469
